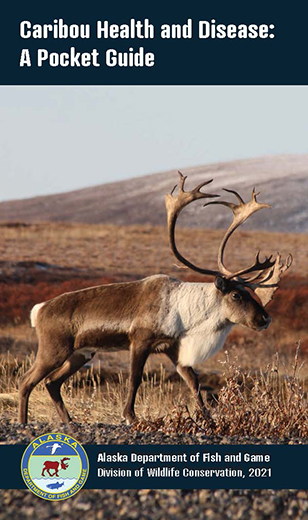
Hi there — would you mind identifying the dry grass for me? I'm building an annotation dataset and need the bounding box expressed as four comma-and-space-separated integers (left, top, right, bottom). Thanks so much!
134, 345, 308, 439
0, 345, 306, 439
0, 353, 185, 424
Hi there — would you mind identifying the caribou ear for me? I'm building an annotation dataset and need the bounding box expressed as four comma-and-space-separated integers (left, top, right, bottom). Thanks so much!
215, 276, 228, 293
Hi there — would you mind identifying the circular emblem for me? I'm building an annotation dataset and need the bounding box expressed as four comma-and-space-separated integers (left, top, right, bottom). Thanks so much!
21, 433, 89, 501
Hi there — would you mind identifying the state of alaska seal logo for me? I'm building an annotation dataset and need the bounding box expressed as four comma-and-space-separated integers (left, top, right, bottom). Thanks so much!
21, 433, 89, 500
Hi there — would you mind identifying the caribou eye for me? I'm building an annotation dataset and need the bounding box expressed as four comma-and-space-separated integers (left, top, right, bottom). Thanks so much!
232, 292, 241, 301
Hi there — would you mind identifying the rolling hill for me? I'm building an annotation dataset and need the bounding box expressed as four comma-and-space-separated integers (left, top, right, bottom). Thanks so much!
0, 154, 307, 232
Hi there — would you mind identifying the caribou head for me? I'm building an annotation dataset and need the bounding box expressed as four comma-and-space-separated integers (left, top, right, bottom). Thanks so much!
165, 172, 292, 331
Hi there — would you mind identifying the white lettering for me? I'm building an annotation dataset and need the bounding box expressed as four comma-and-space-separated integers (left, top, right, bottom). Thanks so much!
105, 47, 155, 67
198, 20, 274, 39
19, 49, 32, 67
19, 19, 90, 39
20, 21, 32, 38
37, 48, 100, 67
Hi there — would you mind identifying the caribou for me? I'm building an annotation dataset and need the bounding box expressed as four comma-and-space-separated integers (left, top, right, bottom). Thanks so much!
41, 457, 70, 477
19, 173, 292, 424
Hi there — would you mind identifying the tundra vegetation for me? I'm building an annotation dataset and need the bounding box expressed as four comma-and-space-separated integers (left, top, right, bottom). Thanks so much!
0, 216, 307, 439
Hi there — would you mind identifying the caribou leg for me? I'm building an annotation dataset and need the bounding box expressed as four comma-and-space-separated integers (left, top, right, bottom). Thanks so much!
122, 333, 152, 424
166, 350, 210, 415
44, 350, 92, 423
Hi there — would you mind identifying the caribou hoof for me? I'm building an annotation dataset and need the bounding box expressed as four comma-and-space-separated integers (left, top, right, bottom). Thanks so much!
122, 410, 137, 425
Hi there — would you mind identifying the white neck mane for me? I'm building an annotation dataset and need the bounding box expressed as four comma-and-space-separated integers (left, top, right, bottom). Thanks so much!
162, 282, 232, 367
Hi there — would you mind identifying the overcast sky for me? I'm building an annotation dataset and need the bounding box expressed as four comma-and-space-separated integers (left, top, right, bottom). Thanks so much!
0, 86, 307, 202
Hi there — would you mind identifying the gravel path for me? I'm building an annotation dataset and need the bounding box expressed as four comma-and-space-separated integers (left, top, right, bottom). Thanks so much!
0, 419, 307, 520
1, 488, 307, 520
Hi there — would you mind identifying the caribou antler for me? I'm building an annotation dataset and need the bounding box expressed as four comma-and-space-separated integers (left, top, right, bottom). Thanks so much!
204, 187, 275, 280
254, 253, 293, 306
165, 173, 292, 305
165, 172, 220, 276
